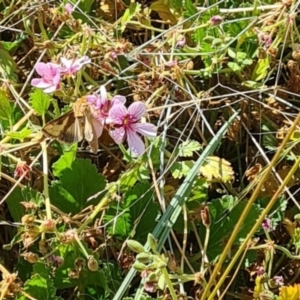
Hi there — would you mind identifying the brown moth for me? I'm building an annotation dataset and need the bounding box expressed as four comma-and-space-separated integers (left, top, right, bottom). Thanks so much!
42, 97, 99, 153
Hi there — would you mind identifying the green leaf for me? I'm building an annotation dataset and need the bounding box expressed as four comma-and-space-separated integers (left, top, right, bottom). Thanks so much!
177, 140, 202, 157
120, 3, 141, 31
243, 58, 253, 65
197, 195, 262, 262
21, 187, 44, 207
171, 0, 183, 9
227, 48, 236, 59
18, 262, 63, 300
7, 127, 33, 141
30, 89, 51, 116
119, 167, 139, 189
0, 47, 18, 82
105, 183, 158, 240
53, 244, 109, 291
6, 187, 43, 222
251, 57, 270, 81
228, 62, 241, 72
52, 144, 77, 177
257, 196, 287, 229
183, 0, 197, 17
170, 161, 194, 179
0, 33, 26, 52
105, 209, 132, 238
129, 184, 158, 241
236, 51, 247, 60
49, 159, 106, 214
78, 0, 94, 12
0, 90, 13, 121
262, 125, 278, 151
6, 187, 25, 222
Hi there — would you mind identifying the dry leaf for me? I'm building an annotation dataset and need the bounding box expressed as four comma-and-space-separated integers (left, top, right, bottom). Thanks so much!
245, 164, 262, 182
282, 218, 296, 238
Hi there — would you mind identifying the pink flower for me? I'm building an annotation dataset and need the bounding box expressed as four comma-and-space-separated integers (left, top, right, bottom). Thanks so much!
31, 62, 61, 93
60, 56, 91, 75
176, 36, 186, 48
210, 15, 223, 26
64, 3, 73, 15
87, 86, 126, 138
107, 102, 157, 156
14, 160, 30, 180
262, 218, 274, 231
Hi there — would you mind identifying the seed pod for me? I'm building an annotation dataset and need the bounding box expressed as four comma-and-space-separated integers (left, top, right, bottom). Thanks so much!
87, 256, 98, 272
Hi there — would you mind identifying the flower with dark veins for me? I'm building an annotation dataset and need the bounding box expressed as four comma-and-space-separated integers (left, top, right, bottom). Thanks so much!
107, 102, 157, 156
87, 86, 126, 138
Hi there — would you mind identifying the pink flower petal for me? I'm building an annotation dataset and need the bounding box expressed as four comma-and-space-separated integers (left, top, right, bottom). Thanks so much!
86, 95, 98, 106
31, 79, 52, 89
127, 130, 145, 156
110, 127, 125, 144
53, 73, 61, 85
132, 123, 157, 137
64, 3, 73, 14
60, 57, 72, 69
43, 85, 58, 93
99, 85, 107, 102
111, 95, 126, 106
77, 56, 91, 66
108, 104, 127, 124
128, 102, 146, 121
35, 63, 49, 76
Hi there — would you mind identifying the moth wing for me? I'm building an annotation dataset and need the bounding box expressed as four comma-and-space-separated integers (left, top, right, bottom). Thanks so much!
64, 117, 84, 143
84, 116, 94, 142
42, 111, 84, 143
84, 110, 99, 154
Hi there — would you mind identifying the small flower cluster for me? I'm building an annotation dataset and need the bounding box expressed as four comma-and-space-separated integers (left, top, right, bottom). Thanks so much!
31, 56, 156, 156
87, 86, 157, 156
31, 56, 91, 93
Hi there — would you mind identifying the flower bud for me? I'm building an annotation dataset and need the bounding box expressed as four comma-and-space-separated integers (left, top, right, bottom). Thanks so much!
136, 252, 152, 264
127, 240, 145, 253
147, 272, 158, 282
210, 15, 223, 26
147, 234, 157, 252
132, 262, 147, 272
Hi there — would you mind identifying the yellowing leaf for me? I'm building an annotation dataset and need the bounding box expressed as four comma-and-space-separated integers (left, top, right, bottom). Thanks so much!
150, 0, 177, 24
120, 3, 141, 32
0, 90, 13, 121
282, 218, 296, 238
199, 156, 234, 183
178, 140, 202, 157
279, 284, 300, 300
